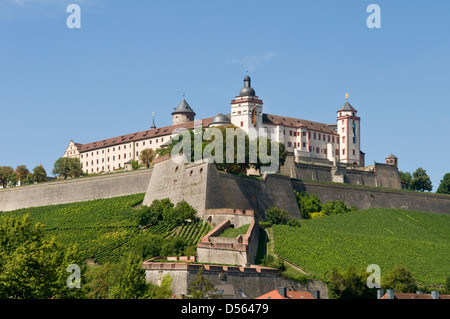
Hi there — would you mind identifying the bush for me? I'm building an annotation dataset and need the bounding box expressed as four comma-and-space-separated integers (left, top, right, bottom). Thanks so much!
265, 206, 289, 225
287, 218, 301, 227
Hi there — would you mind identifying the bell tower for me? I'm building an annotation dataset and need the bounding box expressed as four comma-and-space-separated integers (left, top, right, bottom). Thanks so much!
230, 76, 263, 135
337, 93, 361, 166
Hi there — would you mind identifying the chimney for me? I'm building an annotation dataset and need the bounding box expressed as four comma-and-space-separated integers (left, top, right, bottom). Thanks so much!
277, 287, 287, 298
431, 291, 440, 299
310, 291, 320, 299
377, 289, 385, 299
386, 289, 395, 299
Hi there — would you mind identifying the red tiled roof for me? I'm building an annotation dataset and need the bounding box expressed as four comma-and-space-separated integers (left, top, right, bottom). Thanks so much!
72, 112, 337, 153
263, 114, 338, 135
76, 117, 214, 153
256, 289, 316, 300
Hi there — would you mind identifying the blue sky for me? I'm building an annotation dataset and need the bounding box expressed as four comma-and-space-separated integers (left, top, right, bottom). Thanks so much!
0, 0, 449, 190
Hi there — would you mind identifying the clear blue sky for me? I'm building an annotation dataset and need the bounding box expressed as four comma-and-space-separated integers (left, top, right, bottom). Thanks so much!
0, 0, 449, 190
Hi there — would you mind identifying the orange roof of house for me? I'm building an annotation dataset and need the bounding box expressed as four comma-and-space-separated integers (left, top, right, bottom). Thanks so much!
256, 289, 316, 300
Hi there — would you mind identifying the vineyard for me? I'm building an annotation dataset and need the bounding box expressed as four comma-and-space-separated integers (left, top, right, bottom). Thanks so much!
0, 194, 210, 264
273, 208, 450, 286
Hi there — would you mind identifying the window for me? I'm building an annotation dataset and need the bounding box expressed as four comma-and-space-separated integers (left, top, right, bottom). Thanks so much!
118, 155, 121, 160
113, 156, 115, 161
318, 134, 321, 141
240, 121, 243, 127
289, 131, 292, 136
102, 150, 104, 154
124, 145, 126, 149
316, 148, 320, 153
238, 111, 241, 114
303, 131, 306, 137
143, 141, 146, 145
81, 154, 83, 158
136, 151, 139, 156
352, 149, 356, 155
136, 143, 139, 146
303, 142, 306, 148
288, 142, 292, 147
113, 148, 115, 152
156, 139, 158, 143
324, 148, 327, 154
102, 158, 104, 163
342, 137, 345, 143
313, 133, 316, 139
124, 154, 126, 159
332, 137, 335, 143
342, 149, 346, 155
86, 153, 89, 158
107, 157, 110, 162
86, 161, 88, 167
118, 146, 121, 150
96, 159, 99, 164
308, 132, 311, 138
328, 136, 330, 143
342, 127, 345, 133
335, 149, 339, 156
161, 137, 164, 142
91, 160, 93, 165
309, 146, 312, 152
97, 151, 99, 155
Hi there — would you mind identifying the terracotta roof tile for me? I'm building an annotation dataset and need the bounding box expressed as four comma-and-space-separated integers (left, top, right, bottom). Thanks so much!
263, 114, 338, 135
78, 117, 213, 153
256, 289, 316, 300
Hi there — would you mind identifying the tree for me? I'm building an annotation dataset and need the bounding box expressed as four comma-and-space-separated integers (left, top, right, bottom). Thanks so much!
187, 268, 217, 299
109, 253, 148, 299
294, 191, 322, 219
53, 157, 83, 179
265, 206, 289, 225
172, 200, 197, 225
436, 173, 450, 195
410, 167, 432, 192
0, 214, 83, 299
15, 165, 30, 185
156, 125, 287, 175
32, 165, 47, 183
130, 159, 141, 170
399, 171, 412, 190
139, 148, 156, 168
0, 166, 14, 188
382, 266, 417, 293
327, 265, 376, 299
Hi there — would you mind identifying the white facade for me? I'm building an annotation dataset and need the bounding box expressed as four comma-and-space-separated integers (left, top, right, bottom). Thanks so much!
63, 76, 362, 174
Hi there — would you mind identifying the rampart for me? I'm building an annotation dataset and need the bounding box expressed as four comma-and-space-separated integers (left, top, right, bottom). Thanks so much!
142, 257, 328, 298
196, 218, 259, 265
0, 169, 152, 212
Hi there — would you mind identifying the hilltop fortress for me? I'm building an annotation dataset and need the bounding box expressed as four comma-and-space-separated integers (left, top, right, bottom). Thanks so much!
1, 76, 449, 298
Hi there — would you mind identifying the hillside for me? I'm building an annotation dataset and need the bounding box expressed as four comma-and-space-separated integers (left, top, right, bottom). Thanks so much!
0, 194, 211, 264
273, 208, 450, 286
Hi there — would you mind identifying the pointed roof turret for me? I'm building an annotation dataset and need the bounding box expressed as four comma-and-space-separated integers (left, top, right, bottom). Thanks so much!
172, 97, 196, 115
338, 93, 357, 112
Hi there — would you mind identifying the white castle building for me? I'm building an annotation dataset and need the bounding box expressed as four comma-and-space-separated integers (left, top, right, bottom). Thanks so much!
63, 76, 363, 174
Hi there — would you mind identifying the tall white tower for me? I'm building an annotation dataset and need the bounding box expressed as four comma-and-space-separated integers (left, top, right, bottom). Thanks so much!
230, 76, 263, 135
337, 93, 361, 166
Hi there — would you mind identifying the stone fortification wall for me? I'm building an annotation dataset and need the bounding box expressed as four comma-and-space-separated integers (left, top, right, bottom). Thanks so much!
294, 180, 450, 214
0, 169, 152, 212
143, 259, 328, 298
280, 154, 402, 189
144, 158, 301, 220
204, 209, 255, 229
196, 219, 259, 265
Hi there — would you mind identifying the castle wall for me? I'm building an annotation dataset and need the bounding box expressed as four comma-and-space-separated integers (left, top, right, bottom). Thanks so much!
293, 180, 450, 214
0, 169, 152, 212
143, 262, 329, 299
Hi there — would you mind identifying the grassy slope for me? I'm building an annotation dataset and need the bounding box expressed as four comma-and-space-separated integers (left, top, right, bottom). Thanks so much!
273, 208, 450, 286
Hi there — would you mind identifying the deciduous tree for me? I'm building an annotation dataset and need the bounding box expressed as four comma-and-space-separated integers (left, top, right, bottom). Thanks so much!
436, 173, 450, 195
